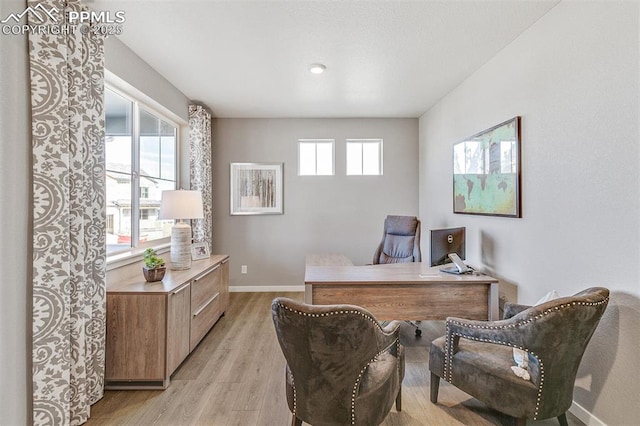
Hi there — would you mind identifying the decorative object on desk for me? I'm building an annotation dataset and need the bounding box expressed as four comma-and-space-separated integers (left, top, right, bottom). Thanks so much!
453, 117, 521, 217
230, 162, 283, 215
191, 242, 210, 260
142, 248, 166, 282
160, 189, 204, 270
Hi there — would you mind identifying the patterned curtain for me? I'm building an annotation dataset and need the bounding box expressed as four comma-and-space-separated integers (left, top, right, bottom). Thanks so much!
189, 105, 213, 250
28, 0, 106, 424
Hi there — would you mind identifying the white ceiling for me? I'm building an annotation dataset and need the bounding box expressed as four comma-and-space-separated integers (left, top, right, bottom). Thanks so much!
88, 0, 559, 118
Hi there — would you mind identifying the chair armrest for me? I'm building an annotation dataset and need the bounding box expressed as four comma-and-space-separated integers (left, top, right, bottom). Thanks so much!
381, 320, 401, 335
446, 289, 609, 359
376, 320, 401, 357
445, 315, 530, 355
440, 315, 535, 383
503, 302, 531, 319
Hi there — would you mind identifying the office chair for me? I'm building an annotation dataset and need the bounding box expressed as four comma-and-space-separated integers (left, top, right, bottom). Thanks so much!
429, 287, 609, 426
373, 215, 423, 336
271, 297, 404, 426
372, 215, 421, 264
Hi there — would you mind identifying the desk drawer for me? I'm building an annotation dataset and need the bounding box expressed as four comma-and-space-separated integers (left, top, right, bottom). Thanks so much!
191, 264, 221, 313
190, 291, 221, 350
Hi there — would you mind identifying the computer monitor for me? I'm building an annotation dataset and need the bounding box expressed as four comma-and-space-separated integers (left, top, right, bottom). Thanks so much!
430, 227, 466, 266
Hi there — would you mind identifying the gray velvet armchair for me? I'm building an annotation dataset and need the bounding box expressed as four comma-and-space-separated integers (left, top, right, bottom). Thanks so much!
271, 297, 404, 426
429, 287, 609, 426
372, 215, 421, 264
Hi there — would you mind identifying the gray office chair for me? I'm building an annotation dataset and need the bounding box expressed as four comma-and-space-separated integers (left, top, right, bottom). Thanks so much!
271, 297, 404, 426
429, 287, 609, 426
373, 215, 422, 336
372, 215, 421, 264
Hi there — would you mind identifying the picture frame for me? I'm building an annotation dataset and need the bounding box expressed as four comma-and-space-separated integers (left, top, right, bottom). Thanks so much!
453, 117, 521, 217
191, 242, 210, 260
230, 162, 284, 215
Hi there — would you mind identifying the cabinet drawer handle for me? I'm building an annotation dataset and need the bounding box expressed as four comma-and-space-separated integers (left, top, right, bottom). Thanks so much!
194, 264, 220, 283
172, 285, 188, 295
193, 293, 219, 317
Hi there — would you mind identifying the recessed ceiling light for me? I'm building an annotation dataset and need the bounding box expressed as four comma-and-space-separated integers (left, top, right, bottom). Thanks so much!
308, 63, 326, 74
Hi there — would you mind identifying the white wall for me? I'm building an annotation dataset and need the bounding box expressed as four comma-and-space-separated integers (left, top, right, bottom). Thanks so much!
104, 36, 192, 187
104, 36, 190, 123
213, 118, 418, 287
0, 0, 29, 423
419, 2, 639, 424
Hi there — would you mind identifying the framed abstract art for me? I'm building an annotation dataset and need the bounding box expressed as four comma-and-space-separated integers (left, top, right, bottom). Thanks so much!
230, 162, 284, 215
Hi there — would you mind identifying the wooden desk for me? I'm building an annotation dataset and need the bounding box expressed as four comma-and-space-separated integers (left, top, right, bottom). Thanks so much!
304, 256, 499, 321
306, 253, 354, 266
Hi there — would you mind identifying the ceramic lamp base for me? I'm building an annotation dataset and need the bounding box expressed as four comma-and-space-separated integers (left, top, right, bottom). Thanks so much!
170, 222, 192, 270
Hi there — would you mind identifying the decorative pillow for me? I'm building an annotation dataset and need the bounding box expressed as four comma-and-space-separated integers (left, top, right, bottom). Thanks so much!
534, 289, 560, 305
511, 290, 560, 380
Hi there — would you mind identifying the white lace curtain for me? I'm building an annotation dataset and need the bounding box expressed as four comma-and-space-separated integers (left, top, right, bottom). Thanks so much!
189, 105, 213, 249
28, 0, 106, 424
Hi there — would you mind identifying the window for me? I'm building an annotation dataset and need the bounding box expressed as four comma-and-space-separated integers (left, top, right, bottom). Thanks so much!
346, 139, 383, 175
298, 139, 334, 175
105, 87, 178, 255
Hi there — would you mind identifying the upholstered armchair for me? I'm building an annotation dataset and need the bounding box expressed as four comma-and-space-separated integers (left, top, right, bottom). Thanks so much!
429, 287, 609, 426
271, 297, 404, 426
372, 215, 421, 264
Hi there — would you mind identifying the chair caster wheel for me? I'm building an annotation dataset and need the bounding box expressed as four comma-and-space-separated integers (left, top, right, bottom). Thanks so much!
415, 329, 422, 337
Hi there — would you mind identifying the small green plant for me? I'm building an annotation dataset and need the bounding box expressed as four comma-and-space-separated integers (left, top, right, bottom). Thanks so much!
143, 248, 165, 269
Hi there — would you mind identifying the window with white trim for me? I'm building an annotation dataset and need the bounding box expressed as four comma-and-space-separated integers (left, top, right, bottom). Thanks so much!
105, 87, 178, 255
298, 139, 334, 175
346, 139, 383, 175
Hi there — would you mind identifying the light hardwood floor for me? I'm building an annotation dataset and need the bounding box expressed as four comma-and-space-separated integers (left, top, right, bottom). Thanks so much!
87, 292, 584, 426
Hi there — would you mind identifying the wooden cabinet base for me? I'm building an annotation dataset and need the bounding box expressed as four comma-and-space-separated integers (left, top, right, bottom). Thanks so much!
104, 379, 170, 390
105, 255, 229, 389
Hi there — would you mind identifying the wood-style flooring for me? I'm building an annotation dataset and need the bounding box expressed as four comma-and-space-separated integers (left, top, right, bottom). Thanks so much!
87, 292, 584, 426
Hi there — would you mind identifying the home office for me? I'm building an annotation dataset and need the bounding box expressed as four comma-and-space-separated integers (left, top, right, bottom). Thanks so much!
1, 1, 638, 425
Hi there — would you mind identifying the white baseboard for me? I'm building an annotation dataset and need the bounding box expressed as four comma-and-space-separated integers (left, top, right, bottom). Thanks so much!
229, 285, 304, 293
570, 401, 606, 426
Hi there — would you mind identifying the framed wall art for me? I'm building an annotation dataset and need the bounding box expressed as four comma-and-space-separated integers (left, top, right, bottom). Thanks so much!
453, 117, 521, 217
191, 242, 210, 260
230, 162, 284, 215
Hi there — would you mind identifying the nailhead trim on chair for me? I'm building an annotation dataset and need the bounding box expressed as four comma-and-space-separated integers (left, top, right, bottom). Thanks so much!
443, 297, 608, 421
289, 369, 297, 417
276, 302, 391, 333
351, 343, 399, 425
276, 301, 400, 425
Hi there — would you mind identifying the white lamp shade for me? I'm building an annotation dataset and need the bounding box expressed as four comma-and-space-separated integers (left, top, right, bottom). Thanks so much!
159, 190, 204, 220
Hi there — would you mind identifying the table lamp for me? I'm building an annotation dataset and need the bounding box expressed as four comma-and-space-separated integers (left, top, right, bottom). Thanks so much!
159, 189, 204, 270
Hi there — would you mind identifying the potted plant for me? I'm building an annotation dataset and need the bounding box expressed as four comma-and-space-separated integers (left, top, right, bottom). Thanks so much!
142, 248, 166, 282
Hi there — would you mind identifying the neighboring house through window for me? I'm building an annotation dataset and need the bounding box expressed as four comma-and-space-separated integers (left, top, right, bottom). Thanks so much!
105, 87, 178, 255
